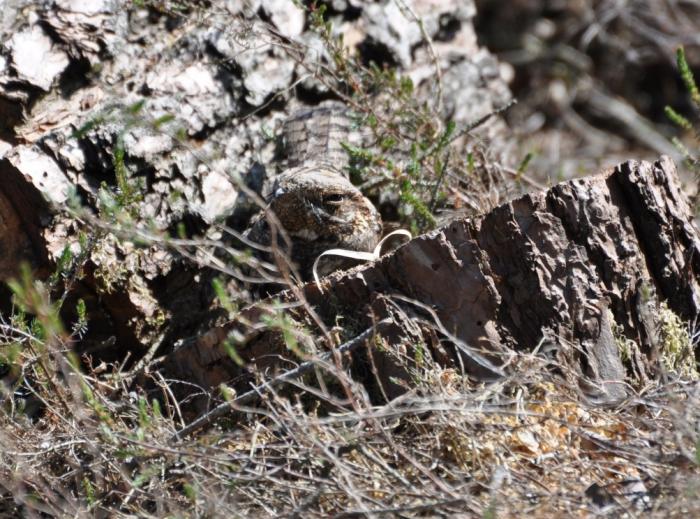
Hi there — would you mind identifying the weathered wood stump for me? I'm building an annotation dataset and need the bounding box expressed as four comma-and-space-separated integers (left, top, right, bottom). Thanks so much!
163, 156, 700, 416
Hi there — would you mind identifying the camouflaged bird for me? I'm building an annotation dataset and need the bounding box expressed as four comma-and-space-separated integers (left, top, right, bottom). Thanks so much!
246, 101, 382, 280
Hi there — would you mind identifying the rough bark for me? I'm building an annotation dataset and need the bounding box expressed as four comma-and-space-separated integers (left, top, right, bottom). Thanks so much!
163, 156, 700, 412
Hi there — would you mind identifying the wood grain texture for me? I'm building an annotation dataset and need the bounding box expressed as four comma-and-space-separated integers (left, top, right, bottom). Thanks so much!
164, 156, 700, 412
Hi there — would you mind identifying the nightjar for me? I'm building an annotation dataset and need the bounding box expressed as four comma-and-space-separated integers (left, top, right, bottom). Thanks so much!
245, 102, 382, 281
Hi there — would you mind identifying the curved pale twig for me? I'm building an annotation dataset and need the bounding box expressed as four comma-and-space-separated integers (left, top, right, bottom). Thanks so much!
312, 229, 412, 290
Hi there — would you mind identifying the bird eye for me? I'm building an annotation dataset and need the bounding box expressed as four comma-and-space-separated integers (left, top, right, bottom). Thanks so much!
322, 193, 345, 205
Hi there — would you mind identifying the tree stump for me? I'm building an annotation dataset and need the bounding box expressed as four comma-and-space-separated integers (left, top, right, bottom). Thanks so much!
163, 156, 700, 414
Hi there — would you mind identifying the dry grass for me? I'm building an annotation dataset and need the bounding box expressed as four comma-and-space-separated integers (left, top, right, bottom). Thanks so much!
1, 2, 699, 518
1, 314, 699, 517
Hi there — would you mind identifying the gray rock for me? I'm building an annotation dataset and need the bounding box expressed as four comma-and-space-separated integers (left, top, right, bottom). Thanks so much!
8, 25, 69, 91
261, 0, 305, 38
364, 1, 426, 67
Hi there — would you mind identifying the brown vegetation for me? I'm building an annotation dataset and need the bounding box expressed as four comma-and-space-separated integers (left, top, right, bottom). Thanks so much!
0, 1, 698, 517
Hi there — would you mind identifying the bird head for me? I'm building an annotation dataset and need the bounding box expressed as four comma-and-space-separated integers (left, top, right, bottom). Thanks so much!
268, 166, 382, 252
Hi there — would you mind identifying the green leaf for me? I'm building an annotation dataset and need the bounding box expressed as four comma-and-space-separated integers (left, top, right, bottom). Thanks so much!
436, 120, 456, 152
138, 396, 150, 429
76, 299, 87, 322
152, 113, 175, 129
72, 117, 104, 139
516, 152, 534, 181
677, 47, 700, 106
127, 99, 146, 115
176, 222, 187, 240
399, 76, 414, 96
151, 398, 162, 418
183, 482, 197, 502
222, 338, 244, 366
665, 106, 692, 130
212, 277, 236, 315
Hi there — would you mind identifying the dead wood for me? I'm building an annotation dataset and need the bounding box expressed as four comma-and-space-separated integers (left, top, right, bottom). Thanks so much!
164, 155, 700, 414
169, 318, 394, 441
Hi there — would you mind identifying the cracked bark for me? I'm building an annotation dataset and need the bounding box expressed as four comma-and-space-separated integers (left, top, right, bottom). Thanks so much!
164, 156, 700, 413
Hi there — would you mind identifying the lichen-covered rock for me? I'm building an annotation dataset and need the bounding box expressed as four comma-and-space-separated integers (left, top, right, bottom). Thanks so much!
8, 25, 69, 91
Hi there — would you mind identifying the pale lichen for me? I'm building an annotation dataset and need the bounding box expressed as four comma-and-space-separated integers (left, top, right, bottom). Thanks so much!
658, 303, 698, 379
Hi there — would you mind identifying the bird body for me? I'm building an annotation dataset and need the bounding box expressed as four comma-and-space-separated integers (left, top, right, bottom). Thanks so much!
246, 102, 382, 280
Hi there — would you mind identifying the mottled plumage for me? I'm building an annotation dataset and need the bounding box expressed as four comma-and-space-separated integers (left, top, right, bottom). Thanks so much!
247, 102, 382, 280
281, 101, 355, 170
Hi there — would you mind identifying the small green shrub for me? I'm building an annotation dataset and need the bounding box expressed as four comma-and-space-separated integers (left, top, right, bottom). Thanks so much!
666, 46, 700, 210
